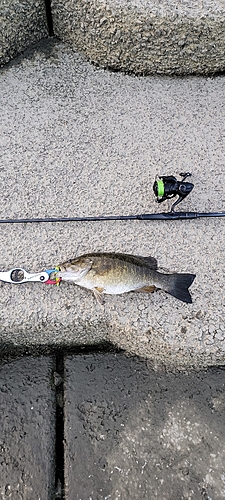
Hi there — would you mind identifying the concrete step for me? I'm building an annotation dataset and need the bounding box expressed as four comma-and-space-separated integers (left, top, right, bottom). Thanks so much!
51, 0, 225, 75
0, 0, 48, 66
0, 39, 225, 370
64, 352, 225, 499
0, 356, 55, 499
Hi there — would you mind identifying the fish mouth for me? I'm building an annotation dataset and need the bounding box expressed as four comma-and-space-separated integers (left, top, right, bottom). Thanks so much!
55, 264, 77, 280
56, 264, 93, 282
57, 270, 80, 281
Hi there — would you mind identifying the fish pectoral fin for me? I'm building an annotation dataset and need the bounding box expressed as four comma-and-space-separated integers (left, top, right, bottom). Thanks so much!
137, 285, 156, 293
93, 287, 105, 305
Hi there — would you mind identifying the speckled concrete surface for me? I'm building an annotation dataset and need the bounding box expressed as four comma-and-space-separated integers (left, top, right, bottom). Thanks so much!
51, 0, 225, 75
0, 0, 48, 66
0, 356, 55, 499
0, 39, 225, 369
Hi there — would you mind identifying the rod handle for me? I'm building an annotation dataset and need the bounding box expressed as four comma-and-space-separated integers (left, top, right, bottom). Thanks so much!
139, 212, 199, 220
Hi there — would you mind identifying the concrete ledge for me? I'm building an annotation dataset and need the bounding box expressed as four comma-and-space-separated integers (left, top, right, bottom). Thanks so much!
52, 0, 225, 75
0, 0, 48, 66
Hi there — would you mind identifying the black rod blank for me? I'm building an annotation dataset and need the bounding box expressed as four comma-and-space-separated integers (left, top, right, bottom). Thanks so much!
0, 211, 225, 224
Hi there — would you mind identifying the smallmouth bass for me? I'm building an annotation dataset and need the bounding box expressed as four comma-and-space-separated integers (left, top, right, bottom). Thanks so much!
56, 253, 196, 305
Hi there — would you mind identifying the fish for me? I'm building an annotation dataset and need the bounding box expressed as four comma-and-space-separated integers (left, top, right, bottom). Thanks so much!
56, 252, 196, 305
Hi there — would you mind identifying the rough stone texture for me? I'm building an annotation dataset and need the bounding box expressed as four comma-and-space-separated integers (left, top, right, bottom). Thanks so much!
51, 0, 225, 75
0, 356, 55, 499
64, 353, 225, 500
0, 0, 48, 66
0, 40, 225, 369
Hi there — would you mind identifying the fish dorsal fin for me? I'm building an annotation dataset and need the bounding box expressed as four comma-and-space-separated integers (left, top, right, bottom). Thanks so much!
113, 253, 158, 270
137, 256, 158, 270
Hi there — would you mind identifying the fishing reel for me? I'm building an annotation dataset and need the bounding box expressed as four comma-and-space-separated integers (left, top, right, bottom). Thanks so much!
153, 172, 194, 212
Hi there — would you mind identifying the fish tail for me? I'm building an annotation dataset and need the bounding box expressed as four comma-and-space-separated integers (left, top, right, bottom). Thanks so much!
163, 273, 196, 304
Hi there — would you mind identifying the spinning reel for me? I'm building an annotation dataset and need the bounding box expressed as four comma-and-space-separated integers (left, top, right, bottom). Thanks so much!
153, 172, 194, 212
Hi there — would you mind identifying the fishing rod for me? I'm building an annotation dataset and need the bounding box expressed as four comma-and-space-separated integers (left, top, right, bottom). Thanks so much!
1, 172, 225, 223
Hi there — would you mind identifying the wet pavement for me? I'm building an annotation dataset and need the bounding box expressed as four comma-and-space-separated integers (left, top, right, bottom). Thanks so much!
1, 350, 225, 500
